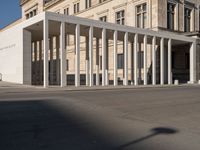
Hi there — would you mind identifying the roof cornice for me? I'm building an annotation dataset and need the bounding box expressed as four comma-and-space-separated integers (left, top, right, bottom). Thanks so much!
20, 0, 31, 6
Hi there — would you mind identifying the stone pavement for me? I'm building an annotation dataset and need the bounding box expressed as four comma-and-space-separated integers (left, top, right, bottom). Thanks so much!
0, 81, 200, 149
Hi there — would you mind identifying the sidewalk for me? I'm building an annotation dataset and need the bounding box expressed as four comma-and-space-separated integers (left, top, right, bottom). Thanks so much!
0, 81, 199, 92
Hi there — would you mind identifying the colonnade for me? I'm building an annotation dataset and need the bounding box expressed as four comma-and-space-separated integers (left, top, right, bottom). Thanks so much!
31, 18, 196, 88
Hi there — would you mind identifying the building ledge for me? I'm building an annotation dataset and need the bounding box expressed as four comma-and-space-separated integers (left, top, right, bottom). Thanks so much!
44, 0, 64, 9
20, 0, 31, 6
182, 31, 200, 37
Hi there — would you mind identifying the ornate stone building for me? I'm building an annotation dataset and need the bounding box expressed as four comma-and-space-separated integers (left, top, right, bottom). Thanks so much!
0, 0, 199, 87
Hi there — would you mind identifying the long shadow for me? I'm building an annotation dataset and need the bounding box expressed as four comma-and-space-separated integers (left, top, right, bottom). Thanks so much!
117, 127, 178, 150
0, 99, 114, 150
0, 99, 179, 150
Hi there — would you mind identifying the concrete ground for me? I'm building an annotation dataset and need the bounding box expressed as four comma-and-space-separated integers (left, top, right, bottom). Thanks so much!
0, 82, 200, 150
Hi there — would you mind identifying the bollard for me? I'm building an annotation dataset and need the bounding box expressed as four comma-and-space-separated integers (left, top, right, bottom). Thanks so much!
174, 80, 179, 85
198, 80, 200, 84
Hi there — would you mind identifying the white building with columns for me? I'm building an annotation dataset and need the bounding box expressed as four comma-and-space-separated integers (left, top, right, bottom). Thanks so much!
0, 0, 200, 87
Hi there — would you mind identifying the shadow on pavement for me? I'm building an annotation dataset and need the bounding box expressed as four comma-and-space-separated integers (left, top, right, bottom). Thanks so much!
0, 99, 178, 150
117, 127, 178, 150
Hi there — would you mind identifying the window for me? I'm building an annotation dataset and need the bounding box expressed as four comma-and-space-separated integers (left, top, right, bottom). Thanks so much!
74, 2, 80, 13
66, 59, 69, 71
85, 0, 91, 9
64, 8, 69, 15
136, 3, 147, 28
184, 7, 191, 32
25, 9, 37, 19
199, 8, 200, 31
56, 10, 60, 14
167, 2, 175, 30
100, 56, 102, 70
116, 10, 125, 25
99, 16, 107, 22
66, 35, 70, 46
99, 0, 106, 3
117, 54, 124, 69
139, 51, 144, 68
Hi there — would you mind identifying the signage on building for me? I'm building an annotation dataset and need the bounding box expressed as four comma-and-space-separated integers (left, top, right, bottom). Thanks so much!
0, 44, 16, 51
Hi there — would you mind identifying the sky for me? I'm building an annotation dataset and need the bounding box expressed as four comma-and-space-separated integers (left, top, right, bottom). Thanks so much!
0, 0, 21, 29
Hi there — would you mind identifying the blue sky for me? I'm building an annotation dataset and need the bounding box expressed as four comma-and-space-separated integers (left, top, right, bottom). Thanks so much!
0, 0, 21, 29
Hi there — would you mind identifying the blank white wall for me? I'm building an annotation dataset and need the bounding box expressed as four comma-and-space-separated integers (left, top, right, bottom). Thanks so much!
0, 25, 24, 84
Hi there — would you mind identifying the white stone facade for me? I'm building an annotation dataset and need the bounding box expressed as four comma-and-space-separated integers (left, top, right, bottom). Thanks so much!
0, 0, 199, 87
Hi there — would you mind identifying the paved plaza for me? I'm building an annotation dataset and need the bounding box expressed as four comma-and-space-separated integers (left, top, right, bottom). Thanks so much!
0, 82, 200, 150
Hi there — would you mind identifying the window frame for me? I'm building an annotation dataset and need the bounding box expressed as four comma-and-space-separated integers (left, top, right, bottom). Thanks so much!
167, 2, 176, 30
85, 0, 91, 9
117, 53, 124, 69
99, 16, 107, 22
136, 3, 147, 28
74, 2, 80, 14
115, 10, 125, 25
64, 7, 69, 15
184, 7, 192, 32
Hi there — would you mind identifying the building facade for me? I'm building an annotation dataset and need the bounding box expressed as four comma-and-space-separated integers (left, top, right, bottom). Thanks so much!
0, 0, 200, 87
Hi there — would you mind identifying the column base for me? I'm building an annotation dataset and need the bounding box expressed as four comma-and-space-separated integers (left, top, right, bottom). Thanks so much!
187, 81, 196, 84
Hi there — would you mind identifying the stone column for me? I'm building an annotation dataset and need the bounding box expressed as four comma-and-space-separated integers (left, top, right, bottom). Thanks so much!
124, 32, 128, 86
105, 39, 109, 85
39, 41, 43, 84
113, 30, 118, 86
75, 24, 80, 87
143, 35, 147, 85
50, 37, 54, 85
152, 36, 156, 85
168, 39, 172, 85
189, 41, 197, 83
131, 42, 134, 84
96, 38, 100, 86
34, 42, 37, 84
86, 37, 89, 86
134, 34, 138, 86
102, 28, 106, 86
89, 26, 94, 87
160, 37, 164, 85
60, 22, 66, 87
56, 36, 60, 85
43, 19, 49, 88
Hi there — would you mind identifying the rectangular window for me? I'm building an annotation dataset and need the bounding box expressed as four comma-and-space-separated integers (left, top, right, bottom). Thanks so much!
85, 0, 91, 9
136, 3, 147, 28
66, 59, 69, 71
139, 51, 144, 68
116, 10, 125, 25
66, 35, 70, 46
184, 7, 191, 32
25, 9, 37, 19
117, 54, 124, 69
167, 2, 175, 30
64, 8, 69, 15
199, 9, 200, 31
99, 0, 106, 3
74, 2, 80, 14
99, 16, 107, 22
100, 56, 102, 70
